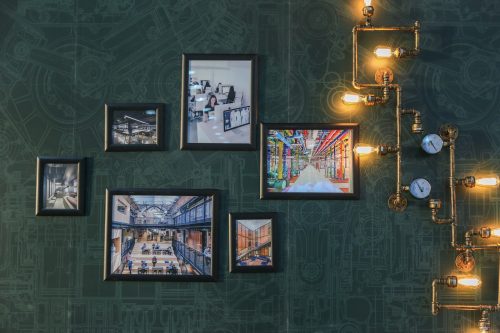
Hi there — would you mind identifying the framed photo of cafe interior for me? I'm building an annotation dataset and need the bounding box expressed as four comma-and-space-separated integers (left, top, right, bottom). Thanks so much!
180, 54, 258, 150
103, 189, 218, 282
260, 123, 360, 200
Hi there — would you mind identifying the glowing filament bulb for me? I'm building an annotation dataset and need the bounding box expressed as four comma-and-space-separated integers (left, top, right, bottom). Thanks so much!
342, 93, 363, 105
491, 228, 500, 237
457, 276, 481, 288
364, 0, 372, 6
374, 46, 393, 58
354, 145, 377, 156
476, 176, 499, 187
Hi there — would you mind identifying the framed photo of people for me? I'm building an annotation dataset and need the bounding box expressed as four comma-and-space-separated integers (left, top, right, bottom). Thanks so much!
36, 157, 86, 216
180, 54, 258, 150
229, 212, 276, 273
104, 103, 165, 152
260, 123, 360, 200
103, 188, 219, 282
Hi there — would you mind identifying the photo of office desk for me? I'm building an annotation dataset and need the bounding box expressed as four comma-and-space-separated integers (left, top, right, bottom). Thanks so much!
195, 104, 251, 144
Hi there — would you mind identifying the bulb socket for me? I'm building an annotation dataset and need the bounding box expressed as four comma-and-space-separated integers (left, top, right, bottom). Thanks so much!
480, 227, 491, 239
428, 198, 442, 210
445, 276, 458, 288
363, 6, 374, 17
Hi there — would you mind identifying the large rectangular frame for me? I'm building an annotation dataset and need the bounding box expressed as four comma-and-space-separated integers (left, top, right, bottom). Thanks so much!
229, 212, 277, 273
105, 103, 165, 152
260, 123, 360, 200
103, 188, 219, 282
180, 53, 258, 151
36, 157, 86, 216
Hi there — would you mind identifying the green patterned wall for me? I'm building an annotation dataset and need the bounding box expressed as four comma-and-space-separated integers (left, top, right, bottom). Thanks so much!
1, 0, 499, 332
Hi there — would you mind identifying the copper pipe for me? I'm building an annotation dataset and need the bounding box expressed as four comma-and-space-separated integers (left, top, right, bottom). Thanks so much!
438, 304, 499, 311
432, 279, 439, 315
449, 141, 457, 248
396, 86, 402, 198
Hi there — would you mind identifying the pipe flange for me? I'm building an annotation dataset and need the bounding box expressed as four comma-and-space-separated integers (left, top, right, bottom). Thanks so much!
388, 194, 408, 212
455, 251, 475, 272
375, 67, 394, 85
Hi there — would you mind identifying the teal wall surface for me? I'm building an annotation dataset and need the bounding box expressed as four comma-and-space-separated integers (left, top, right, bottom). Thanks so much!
1, 0, 500, 332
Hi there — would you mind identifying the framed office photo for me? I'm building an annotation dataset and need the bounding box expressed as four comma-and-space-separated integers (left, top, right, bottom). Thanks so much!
260, 123, 360, 200
180, 54, 258, 150
36, 157, 86, 216
104, 188, 219, 282
105, 103, 164, 152
229, 212, 276, 273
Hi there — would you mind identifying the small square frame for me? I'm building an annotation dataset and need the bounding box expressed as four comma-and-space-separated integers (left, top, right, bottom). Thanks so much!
180, 53, 258, 151
36, 157, 86, 216
105, 103, 165, 152
229, 212, 277, 273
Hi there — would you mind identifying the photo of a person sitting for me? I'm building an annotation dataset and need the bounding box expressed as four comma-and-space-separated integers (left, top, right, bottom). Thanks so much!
226, 86, 236, 104
203, 95, 218, 122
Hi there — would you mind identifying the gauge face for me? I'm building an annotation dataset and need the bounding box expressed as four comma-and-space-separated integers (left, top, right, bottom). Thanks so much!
421, 134, 444, 154
410, 178, 432, 199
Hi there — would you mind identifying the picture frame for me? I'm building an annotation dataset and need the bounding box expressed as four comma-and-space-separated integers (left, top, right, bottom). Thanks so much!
36, 157, 86, 216
104, 188, 219, 282
180, 54, 258, 151
229, 212, 276, 273
260, 123, 360, 200
105, 103, 165, 152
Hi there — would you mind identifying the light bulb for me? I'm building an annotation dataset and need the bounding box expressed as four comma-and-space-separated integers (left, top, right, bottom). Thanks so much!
354, 144, 377, 156
475, 176, 499, 187
364, 0, 372, 6
374, 46, 393, 58
341, 92, 364, 105
491, 228, 500, 237
457, 276, 481, 288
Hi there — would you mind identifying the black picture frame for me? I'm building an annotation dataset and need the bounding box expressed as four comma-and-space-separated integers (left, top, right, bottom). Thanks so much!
35, 157, 86, 216
104, 188, 219, 282
260, 123, 360, 200
180, 53, 258, 151
105, 103, 165, 152
229, 212, 276, 273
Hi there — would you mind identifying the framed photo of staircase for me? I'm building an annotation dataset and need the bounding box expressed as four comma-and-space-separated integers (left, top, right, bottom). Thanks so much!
229, 212, 276, 273
104, 188, 219, 281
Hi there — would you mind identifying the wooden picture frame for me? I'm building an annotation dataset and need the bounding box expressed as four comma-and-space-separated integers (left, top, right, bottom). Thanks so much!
180, 54, 258, 150
36, 157, 86, 216
260, 123, 360, 200
105, 103, 165, 152
104, 188, 219, 282
229, 212, 276, 273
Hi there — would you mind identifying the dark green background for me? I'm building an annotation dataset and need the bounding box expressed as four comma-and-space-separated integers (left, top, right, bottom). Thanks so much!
1, 0, 499, 332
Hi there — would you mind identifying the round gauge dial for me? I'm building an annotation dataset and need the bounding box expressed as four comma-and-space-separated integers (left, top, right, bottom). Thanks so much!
409, 178, 432, 199
421, 134, 444, 154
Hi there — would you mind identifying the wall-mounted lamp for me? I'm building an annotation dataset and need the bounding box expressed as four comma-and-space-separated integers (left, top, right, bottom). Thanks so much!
354, 144, 398, 156
432, 274, 497, 332
374, 46, 420, 59
346, 1, 422, 212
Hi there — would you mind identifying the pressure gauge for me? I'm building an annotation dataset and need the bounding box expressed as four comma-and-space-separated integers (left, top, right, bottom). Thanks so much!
410, 178, 432, 199
421, 134, 444, 154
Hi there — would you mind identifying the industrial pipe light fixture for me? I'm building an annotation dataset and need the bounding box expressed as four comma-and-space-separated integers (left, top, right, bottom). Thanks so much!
346, 0, 423, 212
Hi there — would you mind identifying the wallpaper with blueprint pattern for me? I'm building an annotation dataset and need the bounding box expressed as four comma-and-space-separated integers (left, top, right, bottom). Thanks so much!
0, 0, 499, 332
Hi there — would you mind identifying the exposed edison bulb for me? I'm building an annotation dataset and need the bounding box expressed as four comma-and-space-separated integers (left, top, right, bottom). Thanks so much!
475, 176, 499, 187
354, 144, 377, 156
491, 228, 500, 237
374, 46, 393, 58
364, 0, 372, 6
341, 92, 363, 105
457, 276, 482, 288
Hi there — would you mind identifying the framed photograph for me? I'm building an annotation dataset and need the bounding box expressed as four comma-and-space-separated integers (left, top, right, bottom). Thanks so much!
260, 123, 360, 200
105, 103, 164, 152
229, 212, 276, 273
104, 189, 219, 282
180, 54, 258, 150
36, 157, 86, 216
